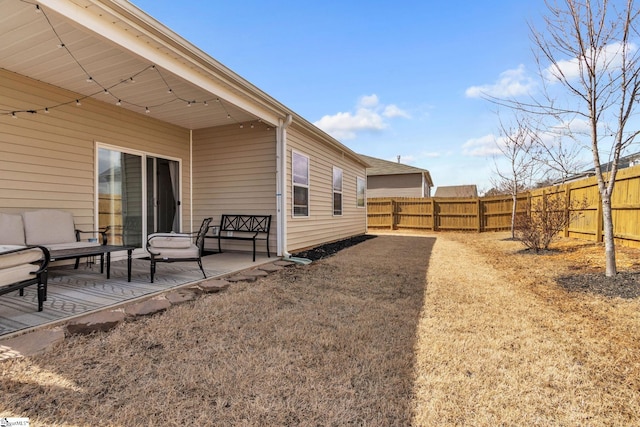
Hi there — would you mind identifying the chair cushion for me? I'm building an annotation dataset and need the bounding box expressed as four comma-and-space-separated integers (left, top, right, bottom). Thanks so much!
44, 241, 100, 251
0, 213, 26, 245
148, 234, 192, 249
23, 210, 77, 245
148, 245, 199, 259
0, 246, 43, 269
0, 263, 39, 288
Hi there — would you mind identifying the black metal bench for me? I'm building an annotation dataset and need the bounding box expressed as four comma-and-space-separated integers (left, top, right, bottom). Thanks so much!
214, 215, 271, 262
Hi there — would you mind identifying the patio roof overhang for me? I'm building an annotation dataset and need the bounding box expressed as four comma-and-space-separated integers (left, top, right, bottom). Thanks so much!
1, 0, 289, 130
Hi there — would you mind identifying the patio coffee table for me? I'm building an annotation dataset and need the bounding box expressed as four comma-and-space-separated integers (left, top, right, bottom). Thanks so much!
49, 245, 136, 282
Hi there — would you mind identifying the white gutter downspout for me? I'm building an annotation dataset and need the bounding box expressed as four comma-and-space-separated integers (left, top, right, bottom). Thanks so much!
276, 114, 293, 257
190, 130, 193, 233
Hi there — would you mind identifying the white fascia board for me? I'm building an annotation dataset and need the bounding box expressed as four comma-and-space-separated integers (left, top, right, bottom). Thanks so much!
38, 0, 282, 125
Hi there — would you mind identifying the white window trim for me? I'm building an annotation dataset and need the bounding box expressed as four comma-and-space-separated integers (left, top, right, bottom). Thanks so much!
356, 176, 366, 208
292, 150, 310, 218
333, 166, 343, 216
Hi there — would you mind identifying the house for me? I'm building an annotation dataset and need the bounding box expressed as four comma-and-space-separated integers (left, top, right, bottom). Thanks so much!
359, 154, 433, 198
0, 0, 368, 257
555, 151, 640, 184
433, 185, 478, 198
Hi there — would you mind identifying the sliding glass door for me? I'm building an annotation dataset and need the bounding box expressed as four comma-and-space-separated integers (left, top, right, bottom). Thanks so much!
98, 146, 180, 247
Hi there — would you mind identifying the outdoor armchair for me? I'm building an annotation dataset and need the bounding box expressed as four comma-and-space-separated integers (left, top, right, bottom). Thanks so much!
146, 217, 212, 283
0, 245, 50, 311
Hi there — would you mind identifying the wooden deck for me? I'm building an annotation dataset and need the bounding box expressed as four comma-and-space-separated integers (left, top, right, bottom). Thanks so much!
0, 251, 273, 337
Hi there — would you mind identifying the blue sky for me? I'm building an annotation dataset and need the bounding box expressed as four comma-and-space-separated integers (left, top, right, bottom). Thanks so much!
130, 1, 551, 192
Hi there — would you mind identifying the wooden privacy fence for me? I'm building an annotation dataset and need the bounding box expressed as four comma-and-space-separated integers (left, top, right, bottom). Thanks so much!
367, 164, 640, 248
529, 164, 640, 248
367, 194, 528, 232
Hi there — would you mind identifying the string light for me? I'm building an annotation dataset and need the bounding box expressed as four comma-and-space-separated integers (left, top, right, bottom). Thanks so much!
3, 2, 256, 126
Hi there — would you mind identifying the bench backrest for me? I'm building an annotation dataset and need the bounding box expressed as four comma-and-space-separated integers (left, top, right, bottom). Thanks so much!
220, 215, 271, 234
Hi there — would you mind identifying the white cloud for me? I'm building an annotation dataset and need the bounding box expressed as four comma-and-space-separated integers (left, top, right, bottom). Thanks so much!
544, 41, 637, 83
314, 94, 410, 140
465, 64, 535, 98
462, 134, 502, 157
383, 104, 411, 118
359, 94, 380, 108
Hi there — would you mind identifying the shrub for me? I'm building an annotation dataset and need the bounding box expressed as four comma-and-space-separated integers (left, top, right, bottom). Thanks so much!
515, 193, 584, 252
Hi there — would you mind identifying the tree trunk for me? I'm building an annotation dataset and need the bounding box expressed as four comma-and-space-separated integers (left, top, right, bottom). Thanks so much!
601, 193, 617, 277
511, 193, 517, 239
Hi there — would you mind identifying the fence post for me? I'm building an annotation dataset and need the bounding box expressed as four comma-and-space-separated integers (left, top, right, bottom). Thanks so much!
432, 198, 438, 231
391, 199, 396, 230
595, 193, 603, 243
477, 197, 482, 232
564, 183, 571, 237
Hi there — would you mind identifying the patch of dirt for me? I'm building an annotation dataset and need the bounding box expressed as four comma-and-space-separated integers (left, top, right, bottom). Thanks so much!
556, 271, 640, 299
291, 234, 376, 261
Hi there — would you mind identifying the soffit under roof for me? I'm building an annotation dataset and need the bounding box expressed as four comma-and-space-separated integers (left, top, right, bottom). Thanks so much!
0, 0, 278, 129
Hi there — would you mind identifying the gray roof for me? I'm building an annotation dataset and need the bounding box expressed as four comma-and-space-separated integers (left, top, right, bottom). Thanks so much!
434, 185, 478, 198
359, 154, 434, 186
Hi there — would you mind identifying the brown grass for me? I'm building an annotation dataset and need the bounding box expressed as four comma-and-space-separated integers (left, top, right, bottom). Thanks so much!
1, 233, 640, 426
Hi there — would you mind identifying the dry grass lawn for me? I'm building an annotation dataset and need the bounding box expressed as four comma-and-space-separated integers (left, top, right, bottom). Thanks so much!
1, 232, 639, 426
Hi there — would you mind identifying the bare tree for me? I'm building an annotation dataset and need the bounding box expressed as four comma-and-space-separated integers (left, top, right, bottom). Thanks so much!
502, 0, 640, 277
532, 128, 588, 184
491, 115, 541, 238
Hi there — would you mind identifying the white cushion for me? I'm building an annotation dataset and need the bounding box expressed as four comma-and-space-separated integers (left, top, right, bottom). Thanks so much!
44, 241, 100, 251
0, 213, 26, 245
149, 233, 192, 249
23, 210, 77, 245
0, 246, 43, 269
148, 246, 199, 259
0, 263, 39, 287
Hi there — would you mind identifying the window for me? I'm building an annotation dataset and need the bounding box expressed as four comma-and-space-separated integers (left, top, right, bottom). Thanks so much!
357, 176, 366, 208
333, 166, 343, 216
292, 151, 309, 217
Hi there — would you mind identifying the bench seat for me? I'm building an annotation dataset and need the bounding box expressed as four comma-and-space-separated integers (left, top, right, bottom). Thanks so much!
214, 214, 271, 262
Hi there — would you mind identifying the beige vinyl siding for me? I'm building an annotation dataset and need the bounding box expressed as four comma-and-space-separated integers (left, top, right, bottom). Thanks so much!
367, 174, 424, 198
192, 124, 277, 254
0, 69, 191, 233
286, 124, 367, 252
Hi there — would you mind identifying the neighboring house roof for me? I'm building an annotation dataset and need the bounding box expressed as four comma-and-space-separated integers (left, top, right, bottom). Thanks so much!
434, 185, 478, 198
555, 151, 640, 184
0, 0, 367, 168
359, 154, 434, 187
